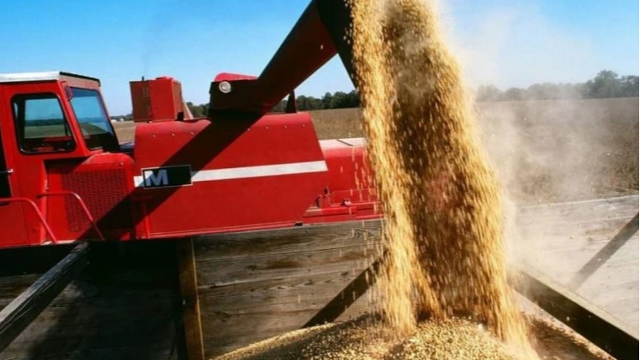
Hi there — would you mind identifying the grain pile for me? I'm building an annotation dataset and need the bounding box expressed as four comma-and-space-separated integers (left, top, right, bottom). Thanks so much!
216, 314, 613, 360
217, 316, 524, 360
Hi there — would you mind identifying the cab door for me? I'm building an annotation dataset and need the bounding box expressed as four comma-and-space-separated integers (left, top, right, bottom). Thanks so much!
0, 86, 29, 247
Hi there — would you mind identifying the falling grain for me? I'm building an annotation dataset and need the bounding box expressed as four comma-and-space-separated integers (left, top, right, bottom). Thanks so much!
349, 0, 534, 355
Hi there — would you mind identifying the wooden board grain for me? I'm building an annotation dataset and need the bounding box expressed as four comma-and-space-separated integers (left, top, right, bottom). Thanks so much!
0, 242, 181, 360
177, 238, 205, 360
514, 195, 639, 335
194, 220, 383, 358
0, 243, 89, 353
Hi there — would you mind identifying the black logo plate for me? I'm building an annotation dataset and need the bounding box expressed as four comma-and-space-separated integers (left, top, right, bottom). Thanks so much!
141, 165, 192, 189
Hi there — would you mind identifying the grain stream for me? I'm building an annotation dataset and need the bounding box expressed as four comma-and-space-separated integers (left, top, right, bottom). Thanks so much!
348, 0, 534, 355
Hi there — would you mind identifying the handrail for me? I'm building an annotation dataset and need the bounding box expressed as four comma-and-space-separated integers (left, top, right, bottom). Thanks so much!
0, 197, 57, 244
37, 191, 105, 241
0, 242, 89, 352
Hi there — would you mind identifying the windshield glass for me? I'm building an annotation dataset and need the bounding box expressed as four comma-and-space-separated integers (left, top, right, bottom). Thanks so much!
70, 88, 119, 151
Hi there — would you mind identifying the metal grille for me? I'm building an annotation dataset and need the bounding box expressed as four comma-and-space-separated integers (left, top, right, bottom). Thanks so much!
61, 169, 132, 232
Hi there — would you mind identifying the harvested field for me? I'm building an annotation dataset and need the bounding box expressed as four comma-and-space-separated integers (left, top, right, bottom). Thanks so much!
305, 98, 640, 204
113, 120, 136, 143
477, 98, 639, 203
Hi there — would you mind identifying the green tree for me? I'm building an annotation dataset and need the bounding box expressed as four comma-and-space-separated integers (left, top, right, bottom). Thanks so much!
329, 91, 348, 108
620, 76, 639, 97
476, 85, 501, 102
585, 70, 621, 98
186, 102, 208, 117
321, 92, 334, 109
502, 88, 524, 101
346, 90, 361, 107
271, 100, 287, 112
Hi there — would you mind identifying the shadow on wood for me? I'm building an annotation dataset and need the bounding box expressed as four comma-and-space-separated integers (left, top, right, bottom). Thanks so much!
513, 266, 639, 360
0, 242, 182, 360
0, 242, 89, 353
194, 220, 383, 357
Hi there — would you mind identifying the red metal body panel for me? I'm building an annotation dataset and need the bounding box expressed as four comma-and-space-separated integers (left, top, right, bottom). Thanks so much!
214, 73, 258, 82
46, 153, 135, 241
0, 197, 57, 243
320, 138, 375, 203
0, 84, 29, 246
131, 113, 331, 238
130, 77, 186, 122
37, 191, 106, 241
302, 138, 380, 224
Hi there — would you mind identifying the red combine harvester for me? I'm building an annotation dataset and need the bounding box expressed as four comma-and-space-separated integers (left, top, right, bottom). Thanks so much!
0, 2, 376, 249
0, 1, 636, 359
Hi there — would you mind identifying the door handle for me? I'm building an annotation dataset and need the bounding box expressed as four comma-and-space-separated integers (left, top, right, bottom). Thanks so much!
0, 169, 14, 175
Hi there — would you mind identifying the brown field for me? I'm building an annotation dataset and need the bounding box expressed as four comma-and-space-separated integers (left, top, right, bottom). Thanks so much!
113, 97, 639, 203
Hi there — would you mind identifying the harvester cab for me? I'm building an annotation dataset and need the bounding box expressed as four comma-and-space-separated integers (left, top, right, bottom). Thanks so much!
0, 72, 124, 246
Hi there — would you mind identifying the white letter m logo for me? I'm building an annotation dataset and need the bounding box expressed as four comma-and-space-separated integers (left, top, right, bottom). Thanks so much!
144, 169, 168, 187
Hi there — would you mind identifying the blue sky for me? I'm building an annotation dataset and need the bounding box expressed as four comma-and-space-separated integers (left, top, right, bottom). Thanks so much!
0, 0, 637, 115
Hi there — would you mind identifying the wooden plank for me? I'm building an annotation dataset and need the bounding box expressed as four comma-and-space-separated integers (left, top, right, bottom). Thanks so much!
1, 342, 176, 360
513, 266, 639, 360
575, 254, 639, 331
0, 289, 177, 359
0, 275, 41, 309
0, 241, 180, 360
0, 242, 89, 353
195, 220, 382, 260
303, 250, 385, 328
514, 196, 639, 331
518, 196, 639, 219
197, 244, 379, 288
568, 213, 639, 290
177, 238, 205, 360
195, 220, 383, 357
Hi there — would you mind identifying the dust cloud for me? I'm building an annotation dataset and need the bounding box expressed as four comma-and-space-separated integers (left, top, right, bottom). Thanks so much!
472, 97, 639, 292
435, 0, 639, 277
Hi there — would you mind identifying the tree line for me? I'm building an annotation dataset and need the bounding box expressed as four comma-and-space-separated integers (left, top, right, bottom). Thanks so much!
113, 69, 637, 119
184, 90, 361, 118
476, 70, 639, 102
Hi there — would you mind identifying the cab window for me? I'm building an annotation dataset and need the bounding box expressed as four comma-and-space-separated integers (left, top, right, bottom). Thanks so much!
69, 88, 119, 152
12, 93, 75, 154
